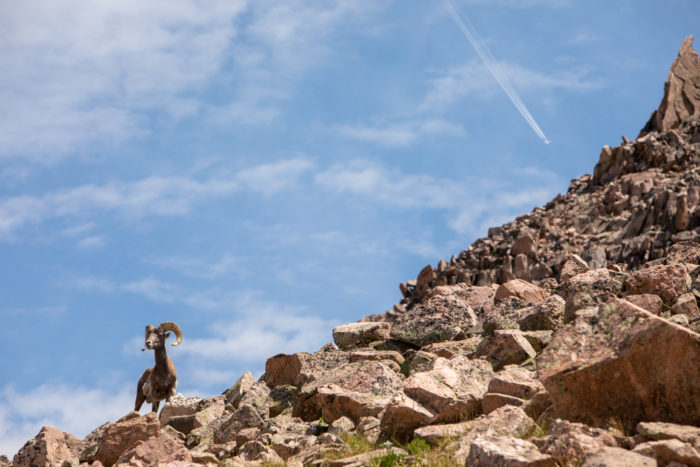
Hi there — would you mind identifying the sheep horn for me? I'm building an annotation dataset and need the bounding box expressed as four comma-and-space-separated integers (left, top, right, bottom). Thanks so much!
158, 322, 183, 346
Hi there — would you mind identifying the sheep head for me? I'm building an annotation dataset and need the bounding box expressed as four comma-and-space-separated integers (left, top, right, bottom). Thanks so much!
142, 322, 183, 351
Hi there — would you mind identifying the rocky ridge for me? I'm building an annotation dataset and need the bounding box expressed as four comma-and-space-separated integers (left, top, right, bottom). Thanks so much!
5, 36, 700, 467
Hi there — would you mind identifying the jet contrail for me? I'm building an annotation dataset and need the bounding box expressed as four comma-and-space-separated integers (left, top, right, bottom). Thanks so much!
444, 0, 550, 144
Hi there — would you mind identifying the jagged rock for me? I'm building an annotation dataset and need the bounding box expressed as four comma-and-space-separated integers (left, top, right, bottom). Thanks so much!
328, 416, 355, 436
237, 381, 270, 419
637, 421, 700, 447
452, 406, 537, 461
482, 297, 532, 333
413, 419, 477, 446
402, 355, 493, 423
520, 330, 553, 352
537, 419, 618, 467
380, 392, 435, 441
495, 279, 549, 303
557, 269, 623, 321
632, 439, 700, 466
390, 293, 482, 346
267, 384, 298, 417
425, 283, 498, 314
332, 322, 391, 349
263, 348, 350, 388
641, 35, 700, 136
348, 349, 403, 373
159, 393, 203, 425
415, 264, 437, 300
328, 447, 408, 467
356, 416, 381, 444
404, 349, 440, 376
482, 393, 525, 414
560, 254, 590, 283
671, 292, 700, 321
624, 293, 663, 314
487, 365, 544, 400
466, 435, 557, 466
238, 440, 285, 463
522, 391, 552, 422
94, 412, 160, 467
419, 336, 481, 358
517, 295, 566, 331
113, 431, 191, 466
222, 371, 255, 407
581, 446, 655, 467
626, 263, 691, 303
475, 329, 537, 370
538, 299, 700, 430
13, 426, 78, 467
293, 360, 403, 423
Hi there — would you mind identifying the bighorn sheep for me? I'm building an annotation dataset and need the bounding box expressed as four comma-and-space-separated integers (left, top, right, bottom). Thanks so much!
134, 322, 182, 413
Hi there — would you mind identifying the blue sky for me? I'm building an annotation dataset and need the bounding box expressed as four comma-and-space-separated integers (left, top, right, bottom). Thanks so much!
1, 0, 698, 455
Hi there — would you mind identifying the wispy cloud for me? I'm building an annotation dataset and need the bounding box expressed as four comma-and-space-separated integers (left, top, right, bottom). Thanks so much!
457, 0, 572, 7
0, 383, 133, 456
421, 60, 604, 111
147, 253, 239, 280
0, 158, 314, 239
336, 119, 466, 147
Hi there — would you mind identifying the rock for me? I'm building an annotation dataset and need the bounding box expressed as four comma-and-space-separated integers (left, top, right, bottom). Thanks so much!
557, 269, 623, 321
475, 330, 537, 370
637, 421, 700, 447
538, 419, 618, 467
159, 393, 203, 425
482, 297, 532, 334
641, 35, 700, 135
560, 254, 590, 283
328, 416, 355, 436
238, 440, 285, 463
517, 295, 566, 331
425, 283, 498, 314
482, 393, 525, 414
511, 231, 539, 259
671, 292, 700, 321
237, 381, 271, 419
222, 372, 255, 407
13, 426, 77, 467
626, 263, 692, 303
263, 348, 350, 388
113, 431, 191, 466
520, 330, 553, 352
538, 299, 700, 431
404, 350, 440, 376
632, 439, 700, 466
466, 435, 557, 466
403, 356, 493, 423
348, 349, 403, 373
380, 393, 435, 441
413, 420, 477, 446
522, 391, 552, 422
419, 337, 481, 358
332, 322, 391, 349
452, 406, 537, 461
624, 293, 663, 314
293, 360, 403, 423
390, 293, 482, 346
356, 416, 381, 444
495, 279, 549, 303
95, 412, 161, 467
328, 447, 408, 467
581, 446, 655, 466
415, 264, 437, 300
488, 365, 544, 400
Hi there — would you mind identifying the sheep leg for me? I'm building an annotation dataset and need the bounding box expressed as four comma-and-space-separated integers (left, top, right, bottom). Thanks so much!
152, 400, 160, 414
134, 383, 146, 412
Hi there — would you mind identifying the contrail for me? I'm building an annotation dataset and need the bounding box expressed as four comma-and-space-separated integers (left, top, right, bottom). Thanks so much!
444, 0, 550, 144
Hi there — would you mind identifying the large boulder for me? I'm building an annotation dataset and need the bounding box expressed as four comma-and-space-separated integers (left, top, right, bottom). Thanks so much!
332, 322, 390, 349
113, 431, 191, 466
581, 446, 655, 467
557, 269, 623, 321
466, 435, 557, 467
95, 412, 161, 467
495, 279, 549, 304
222, 371, 256, 407
537, 419, 618, 467
263, 348, 350, 388
538, 299, 700, 430
474, 330, 537, 370
292, 360, 403, 423
13, 426, 78, 467
517, 295, 566, 331
625, 263, 692, 303
390, 293, 482, 346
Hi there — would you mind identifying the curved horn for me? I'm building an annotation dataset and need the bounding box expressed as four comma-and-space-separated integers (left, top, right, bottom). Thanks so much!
158, 322, 183, 346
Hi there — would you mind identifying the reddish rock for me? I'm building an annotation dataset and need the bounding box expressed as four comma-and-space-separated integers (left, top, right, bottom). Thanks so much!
517, 295, 566, 331
114, 431, 191, 466
488, 365, 544, 400
624, 294, 663, 314
263, 348, 349, 388
560, 254, 590, 283
466, 435, 557, 466
420, 337, 481, 359
671, 292, 700, 322
626, 263, 691, 303
390, 293, 482, 346
13, 426, 77, 467
495, 279, 549, 304
632, 439, 700, 466
348, 349, 403, 372
538, 299, 700, 430
475, 330, 537, 370
222, 371, 255, 407
402, 356, 493, 423
415, 264, 437, 300
482, 297, 532, 333
425, 283, 498, 314
558, 269, 623, 321
380, 393, 434, 442
159, 393, 203, 425
538, 419, 618, 467
522, 391, 552, 422
637, 421, 700, 447
293, 360, 403, 423
95, 412, 161, 467
332, 322, 391, 349
582, 446, 655, 467
413, 419, 476, 446
482, 393, 525, 414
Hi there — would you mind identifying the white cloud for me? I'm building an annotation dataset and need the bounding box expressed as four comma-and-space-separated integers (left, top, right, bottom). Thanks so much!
421, 60, 604, 110
0, 383, 133, 457
336, 119, 466, 147
457, 0, 572, 7
0, 158, 313, 239
147, 253, 239, 279
0, 0, 247, 160
76, 235, 105, 250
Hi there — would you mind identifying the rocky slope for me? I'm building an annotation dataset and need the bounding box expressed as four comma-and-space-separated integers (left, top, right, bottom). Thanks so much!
5, 37, 700, 467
